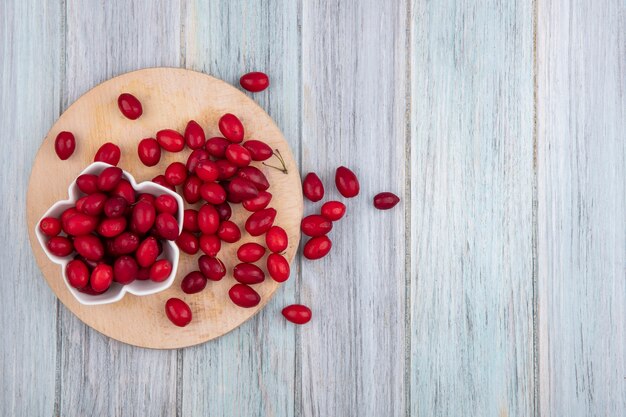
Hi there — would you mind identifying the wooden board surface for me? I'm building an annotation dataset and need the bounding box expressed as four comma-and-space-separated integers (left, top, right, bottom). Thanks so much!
26, 67, 303, 349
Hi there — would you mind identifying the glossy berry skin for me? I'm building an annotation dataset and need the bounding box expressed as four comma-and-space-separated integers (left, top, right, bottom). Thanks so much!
40, 217, 62, 237
182, 175, 202, 204
217, 220, 241, 243
117, 93, 143, 120
233, 263, 265, 285
97, 167, 123, 192
48, 236, 73, 257
184, 120, 206, 149
181, 271, 207, 294
320, 201, 346, 221
137, 138, 161, 166
111, 179, 136, 204
112, 232, 140, 255
164, 162, 187, 186
156, 129, 185, 152
165, 298, 192, 327
154, 194, 178, 215
335, 166, 360, 198
303, 236, 332, 260
183, 209, 199, 232
228, 178, 259, 200
218, 113, 244, 143
237, 242, 266, 263
137, 268, 151, 280
136, 237, 159, 267
245, 208, 277, 236
66, 259, 89, 289
176, 231, 199, 255
186, 149, 210, 173
74, 235, 104, 261
300, 215, 333, 237
239, 72, 270, 92
113, 256, 138, 284
62, 212, 98, 236
215, 202, 232, 221
103, 196, 127, 218
149, 259, 172, 282
198, 204, 220, 235
282, 304, 312, 324
155, 213, 179, 241
76, 174, 99, 194
97, 217, 126, 238
94, 142, 121, 165
131, 201, 156, 234
205, 137, 230, 158
91, 264, 114, 293
198, 255, 226, 281
54, 131, 76, 160
200, 182, 227, 205
267, 253, 290, 282
373, 192, 400, 210
265, 226, 288, 253
302, 173, 324, 202
199, 234, 220, 257
237, 166, 269, 191
195, 159, 219, 182
216, 159, 238, 180
242, 191, 272, 212
242, 140, 272, 161
225, 144, 251, 167
228, 284, 261, 308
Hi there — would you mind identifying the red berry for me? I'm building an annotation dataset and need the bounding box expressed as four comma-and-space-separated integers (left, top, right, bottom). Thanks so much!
183, 209, 199, 232
182, 175, 202, 204
181, 271, 207, 294
218, 113, 244, 143
112, 232, 140, 255
205, 137, 230, 158
76, 174, 99, 194
184, 120, 206, 149
103, 196, 127, 218
239, 71, 270, 92
335, 166, 360, 198
137, 268, 151, 280
164, 162, 188, 186
165, 298, 192, 327
267, 253, 290, 282
237, 166, 269, 191
186, 149, 210, 173
66, 259, 89, 289
216, 159, 238, 180
195, 159, 219, 182
281, 304, 312, 324
54, 131, 76, 160
150, 259, 172, 282
137, 193, 156, 205
94, 142, 121, 165
303, 173, 324, 202
111, 179, 136, 204
154, 194, 178, 215
198, 255, 226, 281
91, 264, 113, 293
265, 226, 288, 253
215, 202, 232, 221
245, 208, 276, 236
47, 236, 73, 257
39, 217, 62, 237
200, 182, 227, 205
303, 236, 332, 260
81, 193, 108, 216
233, 263, 265, 285
136, 236, 159, 267
97, 166, 123, 191
156, 129, 185, 152
199, 234, 221, 257
228, 284, 260, 308
217, 220, 241, 243
155, 213, 180, 241
198, 204, 220, 235
62, 213, 98, 236
300, 214, 333, 237
137, 138, 161, 166
117, 93, 142, 120
225, 144, 251, 167
113, 256, 138, 284
237, 242, 266, 263
242, 191, 272, 212
373, 192, 400, 210
320, 201, 346, 221
242, 140, 272, 161
228, 178, 259, 200
176, 231, 199, 255
131, 201, 156, 234
97, 217, 127, 238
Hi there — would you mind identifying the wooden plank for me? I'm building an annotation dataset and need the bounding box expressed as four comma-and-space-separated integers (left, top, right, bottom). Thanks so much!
410, 1, 535, 416
537, 0, 626, 415
300, 1, 408, 415
59, 1, 181, 415
182, 1, 300, 416
0, 0, 63, 415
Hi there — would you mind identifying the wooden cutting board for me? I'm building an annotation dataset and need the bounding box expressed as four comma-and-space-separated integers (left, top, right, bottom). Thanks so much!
26, 68, 303, 349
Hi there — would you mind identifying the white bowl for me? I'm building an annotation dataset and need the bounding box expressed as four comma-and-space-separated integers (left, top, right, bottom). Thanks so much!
34, 162, 183, 306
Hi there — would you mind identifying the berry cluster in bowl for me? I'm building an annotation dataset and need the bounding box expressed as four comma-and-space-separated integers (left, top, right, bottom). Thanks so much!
35, 162, 183, 305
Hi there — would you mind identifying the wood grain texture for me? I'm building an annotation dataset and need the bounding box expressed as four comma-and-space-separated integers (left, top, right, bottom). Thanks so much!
537, 0, 626, 415
410, 1, 535, 416
300, 1, 408, 415
27, 68, 302, 348
0, 0, 62, 416
58, 1, 181, 415
182, 1, 301, 416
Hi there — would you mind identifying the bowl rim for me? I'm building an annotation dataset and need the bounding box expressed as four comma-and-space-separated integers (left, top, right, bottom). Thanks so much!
34, 161, 183, 306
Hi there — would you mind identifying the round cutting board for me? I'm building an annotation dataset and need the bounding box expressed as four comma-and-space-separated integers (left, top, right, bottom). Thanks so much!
27, 68, 303, 349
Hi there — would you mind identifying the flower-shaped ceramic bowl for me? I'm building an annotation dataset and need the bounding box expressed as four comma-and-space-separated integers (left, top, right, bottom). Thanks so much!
34, 162, 184, 306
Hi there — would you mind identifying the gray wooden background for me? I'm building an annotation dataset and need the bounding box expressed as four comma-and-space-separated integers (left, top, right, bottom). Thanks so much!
1, 0, 624, 416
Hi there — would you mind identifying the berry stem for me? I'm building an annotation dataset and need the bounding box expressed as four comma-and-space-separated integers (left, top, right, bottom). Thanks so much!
263, 149, 288, 174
